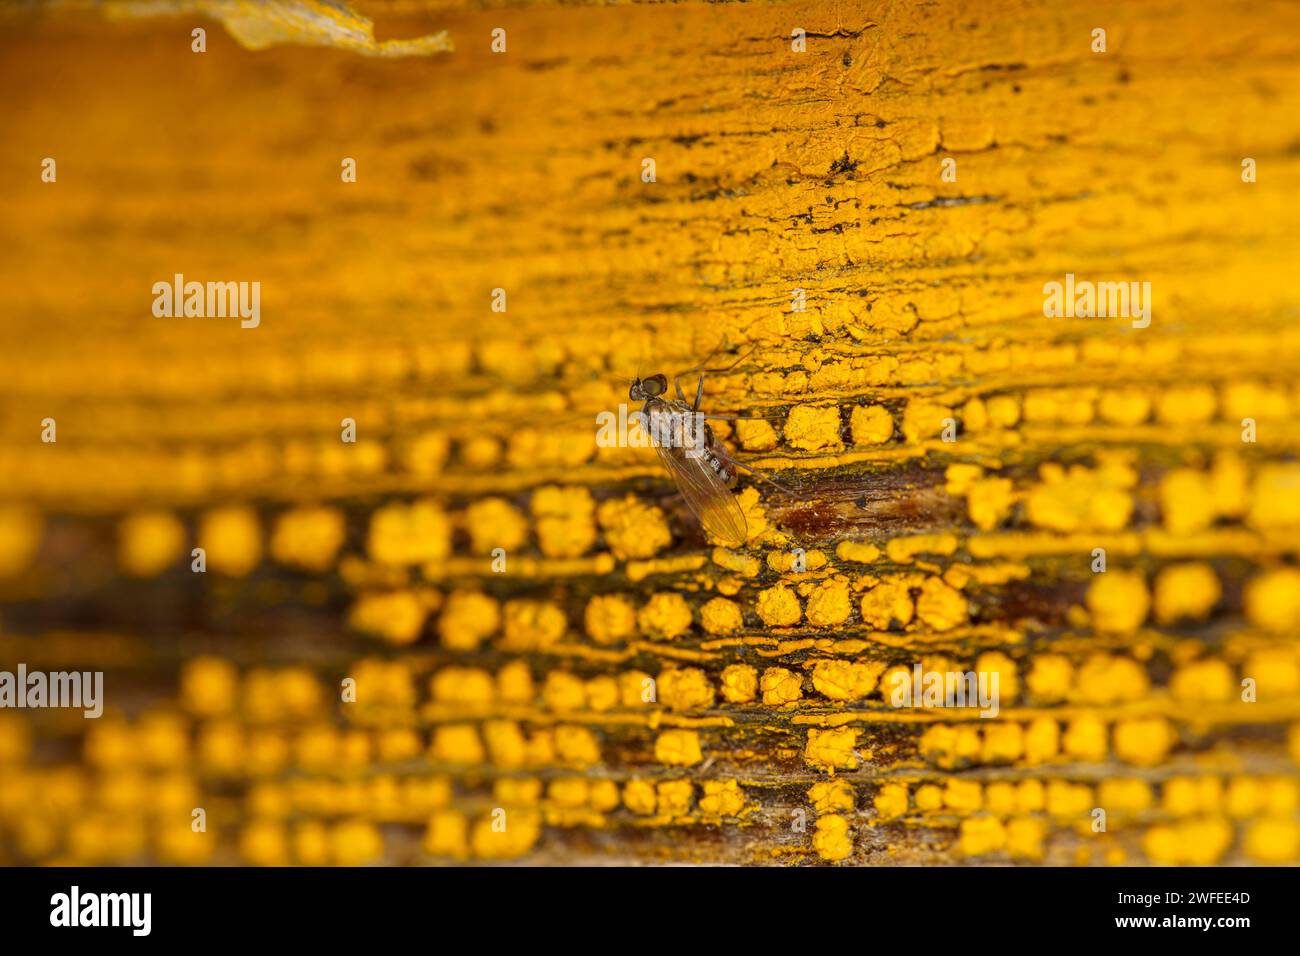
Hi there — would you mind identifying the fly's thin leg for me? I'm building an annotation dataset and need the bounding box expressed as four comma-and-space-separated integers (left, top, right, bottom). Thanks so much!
730, 457, 799, 497
676, 371, 707, 408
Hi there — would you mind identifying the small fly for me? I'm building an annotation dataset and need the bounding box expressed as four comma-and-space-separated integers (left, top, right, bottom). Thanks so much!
629, 370, 785, 548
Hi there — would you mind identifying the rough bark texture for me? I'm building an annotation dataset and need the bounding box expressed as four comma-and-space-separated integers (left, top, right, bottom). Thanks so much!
0, 0, 1298, 865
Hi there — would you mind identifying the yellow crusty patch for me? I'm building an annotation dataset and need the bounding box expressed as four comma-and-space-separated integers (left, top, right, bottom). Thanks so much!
1114, 717, 1174, 767
944, 779, 983, 812
1063, 716, 1109, 763
1246, 647, 1300, 698
756, 583, 802, 626
482, 721, 526, 769
805, 578, 853, 626
199, 505, 262, 576
658, 668, 716, 711
734, 418, 779, 452
657, 780, 694, 816
699, 780, 746, 817
0, 507, 42, 578
501, 599, 566, 650
1244, 818, 1300, 863
1169, 659, 1235, 702
423, 811, 468, 860
760, 667, 804, 706
1160, 468, 1217, 534
783, 404, 843, 452
967, 477, 1015, 531
959, 816, 1006, 857
714, 548, 763, 576
367, 499, 449, 567
945, 463, 984, 496
849, 404, 894, 445
438, 591, 499, 651
1100, 778, 1155, 815
597, 495, 673, 559
919, 723, 982, 769
271, 505, 345, 572
700, 596, 744, 635
464, 497, 528, 555
915, 577, 967, 631
1245, 568, 1300, 633
638, 592, 694, 639
981, 723, 1023, 764
804, 727, 859, 772
431, 667, 495, 708
7, 0, 1300, 871
180, 657, 238, 718
886, 533, 958, 564
496, 660, 535, 704
555, 725, 601, 766
473, 810, 541, 860
813, 814, 853, 861
1143, 818, 1233, 865
835, 540, 881, 564
531, 486, 596, 558
808, 779, 856, 814
430, 725, 484, 766
810, 660, 882, 701
1023, 717, 1060, 765
655, 729, 703, 767
1086, 570, 1150, 634
1247, 463, 1300, 529
349, 591, 429, 645
719, 664, 758, 703
1073, 654, 1149, 705
860, 577, 914, 630
874, 783, 909, 820
1153, 562, 1221, 624
901, 399, 953, 444
767, 549, 828, 573
1025, 463, 1133, 533
1006, 818, 1044, 862
974, 651, 1019, 700
585, 675, 621, 711
119, 510, 185, 577
542, 671, 587, 712
1026, 654, 1072, 702
623, 780, 657, 816
584, 594, 637, 644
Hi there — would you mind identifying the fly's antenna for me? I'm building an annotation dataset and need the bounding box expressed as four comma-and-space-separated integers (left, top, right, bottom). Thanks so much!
680, 313, 775, 375
705, 410, 787, 422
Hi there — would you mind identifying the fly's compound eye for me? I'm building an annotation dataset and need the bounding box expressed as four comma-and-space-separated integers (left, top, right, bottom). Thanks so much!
644, 373, 667, 397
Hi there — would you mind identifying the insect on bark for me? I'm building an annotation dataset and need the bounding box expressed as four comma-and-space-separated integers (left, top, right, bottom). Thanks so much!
629, 371, 782, 548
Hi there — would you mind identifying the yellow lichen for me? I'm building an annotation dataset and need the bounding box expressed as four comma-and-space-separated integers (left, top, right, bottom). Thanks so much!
755, 583, 802, 627
1086, 570, 1150, 634
654, 729, 703, 767
638, 592, 694, 640
804, 727, 859, 772
760, 667, 804, 705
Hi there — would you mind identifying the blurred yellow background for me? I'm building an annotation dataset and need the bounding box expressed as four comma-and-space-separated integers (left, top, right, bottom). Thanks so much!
0, 0, 1298, 865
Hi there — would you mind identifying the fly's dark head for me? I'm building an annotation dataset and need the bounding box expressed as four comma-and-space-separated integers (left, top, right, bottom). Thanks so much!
629, 373, 668, 401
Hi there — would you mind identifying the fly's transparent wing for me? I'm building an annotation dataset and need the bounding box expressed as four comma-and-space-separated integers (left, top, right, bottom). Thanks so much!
652, 441, 748, 547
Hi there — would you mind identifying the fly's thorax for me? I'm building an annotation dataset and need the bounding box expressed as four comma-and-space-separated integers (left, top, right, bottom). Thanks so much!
641, 398, 706, 455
